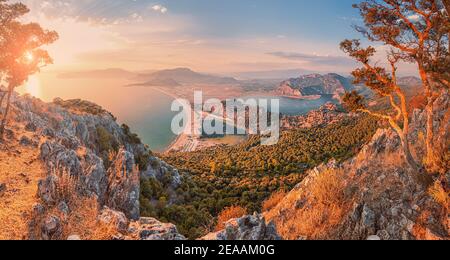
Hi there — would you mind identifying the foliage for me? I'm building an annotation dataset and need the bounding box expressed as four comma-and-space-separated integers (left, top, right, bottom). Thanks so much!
0, 0, 58, 138
342, 90, 366, 112
53, 98, 116, 119
121, 124, 142, 145
347, 0, 449, 173
140, 115, 379, 239
215, 206, 248, 231
96, 126, 116, 154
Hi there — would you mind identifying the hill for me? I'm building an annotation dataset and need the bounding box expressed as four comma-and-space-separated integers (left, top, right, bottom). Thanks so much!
134, 68, 239, 87
159, 110, 380, 238
0, 92, 185, 240
275, 73, 354, 98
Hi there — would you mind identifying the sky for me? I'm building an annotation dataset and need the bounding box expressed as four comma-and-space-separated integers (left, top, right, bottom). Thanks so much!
15, 0, 414, 75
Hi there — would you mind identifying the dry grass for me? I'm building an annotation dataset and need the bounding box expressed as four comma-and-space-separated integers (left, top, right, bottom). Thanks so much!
428, 181, 449, 210
411, 210, 446, 240
266, 169, 353, 240
52, 167, 119, 240
63, 197, 118, 240
262, 190, 287, 212
29, 168, 119, 240
215, 206, 248, 231
0, 128, 46, 240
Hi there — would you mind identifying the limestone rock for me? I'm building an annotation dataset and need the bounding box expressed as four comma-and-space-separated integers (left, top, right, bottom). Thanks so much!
128, 217, 186, 240
98, 207, 129, 233
67, 235, 81, 240
41, 215, 62, 240
201, 214, 281, 240
367, 235, 381, 240
37, 175, 58, 205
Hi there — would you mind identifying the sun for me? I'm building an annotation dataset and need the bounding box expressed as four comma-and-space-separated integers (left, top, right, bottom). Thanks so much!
25, 51, 34, 63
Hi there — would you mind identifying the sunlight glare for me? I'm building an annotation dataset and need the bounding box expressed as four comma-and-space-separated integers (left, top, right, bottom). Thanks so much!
24, 76, 41, 98
25, 51, 34, 63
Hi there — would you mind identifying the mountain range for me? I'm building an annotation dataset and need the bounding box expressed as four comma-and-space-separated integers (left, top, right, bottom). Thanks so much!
57, 67, 423, 100
134, 68, 239, 86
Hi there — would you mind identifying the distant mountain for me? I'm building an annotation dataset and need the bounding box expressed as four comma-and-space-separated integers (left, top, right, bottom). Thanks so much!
135, 68, 239, 86
360, 76, 423, 99
275, 73, 354, 98
58, 68, 136, 79
233, 68, 314, 80
130, 77, 182, 87
398, 76, 422, 87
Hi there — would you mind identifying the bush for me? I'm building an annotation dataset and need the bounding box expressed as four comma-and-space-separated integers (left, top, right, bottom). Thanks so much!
215, 206, 247, 231
135, 152, 150, 171
121, 124, 142, 144
97, 126, 115, 153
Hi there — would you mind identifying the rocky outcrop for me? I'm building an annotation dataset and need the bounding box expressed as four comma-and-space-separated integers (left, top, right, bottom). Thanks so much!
98, 207, 130, 233
91, 208, 186, 240
3, 92, 187, 240
201, 214, 281, 240
142, 156, 182, 189
265, 127, 449, 240
276, 83, 302, 97
7, 93, 182, 221
276, 73, 353, 98
409, 89, 449, 175
127, 217, 186, 240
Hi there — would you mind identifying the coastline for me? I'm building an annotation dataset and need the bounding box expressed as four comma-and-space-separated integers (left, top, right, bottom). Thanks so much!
145, 85, 327, 153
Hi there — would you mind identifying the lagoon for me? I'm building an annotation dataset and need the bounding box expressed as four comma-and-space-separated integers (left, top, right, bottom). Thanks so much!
18, 72, 335, 152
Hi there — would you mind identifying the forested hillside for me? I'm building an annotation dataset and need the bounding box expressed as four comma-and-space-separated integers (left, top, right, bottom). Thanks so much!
140, 115, 380, 238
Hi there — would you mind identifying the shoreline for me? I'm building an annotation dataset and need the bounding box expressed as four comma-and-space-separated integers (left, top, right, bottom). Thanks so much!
149, 85, 327, 153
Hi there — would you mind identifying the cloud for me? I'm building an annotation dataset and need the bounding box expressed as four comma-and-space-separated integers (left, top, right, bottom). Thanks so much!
151, 4, 168, 14
267, 51, 356, 66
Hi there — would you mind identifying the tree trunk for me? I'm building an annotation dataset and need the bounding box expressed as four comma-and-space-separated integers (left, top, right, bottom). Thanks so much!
417, 62, 438, 172
0, 89, 13, 141
0, 91, 5, 112
399, 132, 419, 171
425, 97, 436, 168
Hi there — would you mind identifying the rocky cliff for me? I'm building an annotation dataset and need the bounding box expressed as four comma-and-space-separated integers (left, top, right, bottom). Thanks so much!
1, 91, 184, 240
264, 104, 449, 240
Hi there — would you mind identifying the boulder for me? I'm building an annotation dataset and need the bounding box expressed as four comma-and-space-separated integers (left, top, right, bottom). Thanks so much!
67, 235, 81, 240
98, 207, 129, 233
367, 235, 381, 240
201, 214, 281, 240
41, 215, 62, 240
57, 201, 70, 216
128, 217, 186, 240
32, 203, 46, 216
